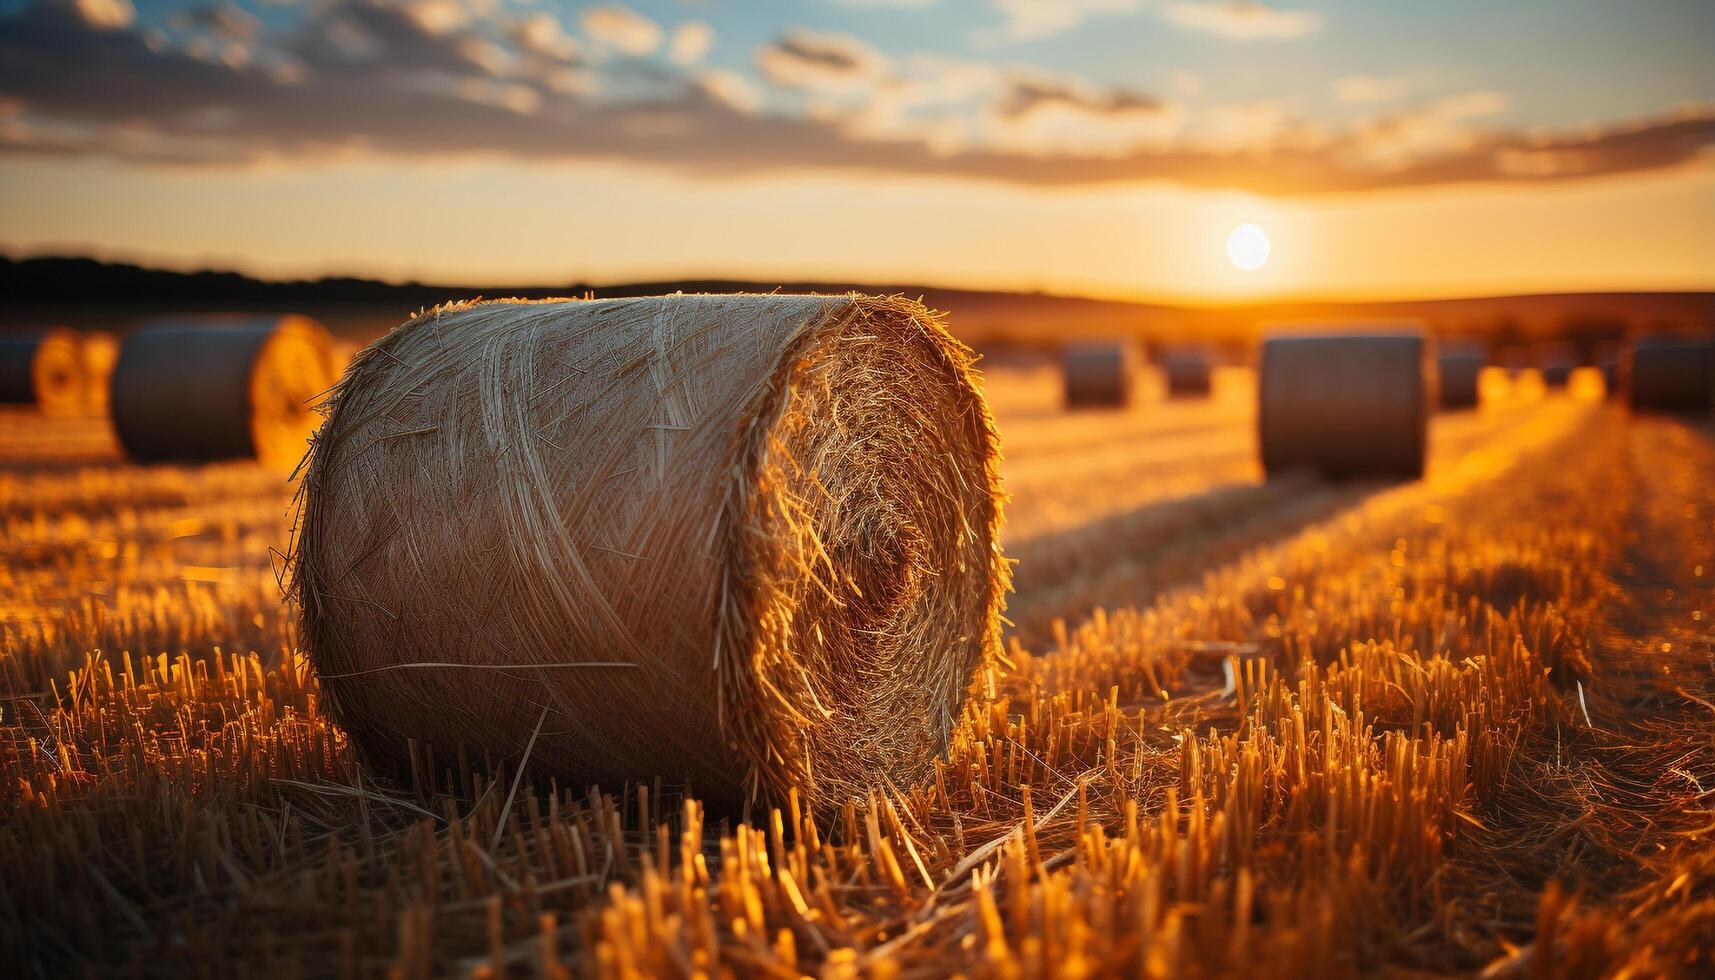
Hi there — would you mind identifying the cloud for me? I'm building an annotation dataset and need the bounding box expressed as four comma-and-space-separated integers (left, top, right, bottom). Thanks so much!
756, 29, 890, 94
511, 13, 578, 63
175, 3, 259, 41
0, 0, 1710, 197
981, 0, 1140, 43
668, 21, 712, 66
71, 0, 133, 31
1163, 2, 1321, 41
1333, 74, 1408, 104
580, 4, 660, 57
998, 75, 1160, 119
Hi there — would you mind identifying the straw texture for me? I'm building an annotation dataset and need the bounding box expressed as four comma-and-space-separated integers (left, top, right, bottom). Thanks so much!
0, 328, 84, 416
1259, 329, 1430, 479
1625, 334, 1714, 413
291, 294, 1007, 811
1061, 340, 1138, 408
110, 315, 335, 469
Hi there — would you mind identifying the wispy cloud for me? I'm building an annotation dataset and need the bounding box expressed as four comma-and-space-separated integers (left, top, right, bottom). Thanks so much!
980, 0, 1141, 44
1, 0, 1710, 196
580, 4, 661, 57
1163, 1, 1321, 41
756, 29, 891, 94
668, 21, 712, 66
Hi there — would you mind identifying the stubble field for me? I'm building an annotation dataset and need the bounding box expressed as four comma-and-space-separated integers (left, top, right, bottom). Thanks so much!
2, 368, 1711, 977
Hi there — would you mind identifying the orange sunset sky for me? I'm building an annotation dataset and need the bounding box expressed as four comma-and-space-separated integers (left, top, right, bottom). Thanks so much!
1, 0, 1712, 301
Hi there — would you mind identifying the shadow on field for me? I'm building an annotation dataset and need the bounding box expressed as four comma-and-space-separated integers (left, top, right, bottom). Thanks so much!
1005, 471, 1397, 648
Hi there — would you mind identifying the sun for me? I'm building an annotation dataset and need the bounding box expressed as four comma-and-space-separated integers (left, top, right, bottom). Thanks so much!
1226, 223, 1271, 272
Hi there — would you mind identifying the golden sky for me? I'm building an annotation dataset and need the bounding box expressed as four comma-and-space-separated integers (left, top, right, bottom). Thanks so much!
1, 0, 1711, 300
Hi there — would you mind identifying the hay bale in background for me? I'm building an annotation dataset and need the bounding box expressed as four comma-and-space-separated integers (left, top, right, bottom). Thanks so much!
1436, 341, 1486, 410
1061, 340, 1138, 408
1160, 346, 1213, 398
79, 330, 119, 415
0, 328, 84, 416
1626, 334, 1714, 413
1535, 342, 1577, 388
292, 294, 1006, 811
110, 314, 334, 469
1259, 328, 1430, 479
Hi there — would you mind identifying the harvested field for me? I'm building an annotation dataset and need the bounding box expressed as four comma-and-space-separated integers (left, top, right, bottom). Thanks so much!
2, 373, 1711, 977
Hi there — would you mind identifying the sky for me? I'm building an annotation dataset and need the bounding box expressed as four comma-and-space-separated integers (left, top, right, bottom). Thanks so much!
0, 0, 1711, 301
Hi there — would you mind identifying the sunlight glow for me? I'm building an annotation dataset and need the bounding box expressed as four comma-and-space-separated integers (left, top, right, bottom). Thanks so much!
1226, 223, 1270, 271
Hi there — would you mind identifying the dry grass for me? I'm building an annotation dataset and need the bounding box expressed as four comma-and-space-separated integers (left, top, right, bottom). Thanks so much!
2, 388, 1711, 978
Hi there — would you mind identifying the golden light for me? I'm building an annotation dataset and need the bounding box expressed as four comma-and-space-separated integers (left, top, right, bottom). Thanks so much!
1226, 223, 1270, 271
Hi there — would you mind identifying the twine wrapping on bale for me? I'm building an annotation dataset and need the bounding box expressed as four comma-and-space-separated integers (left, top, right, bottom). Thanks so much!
1061, 340, 1139, 408
0, 328, 84, 416
1259, 328, 1430, 479
1626, 334, 1714, 413
1160, 346, 1213, 399
1436, 341, 1486, 410
110, 314, 335, 470
291, 294, 1007, 812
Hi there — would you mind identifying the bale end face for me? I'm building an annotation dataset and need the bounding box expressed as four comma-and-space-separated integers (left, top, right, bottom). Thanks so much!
293, 294, 1007, 813
0, 329, 85, 416
1259, 330, 1430, 480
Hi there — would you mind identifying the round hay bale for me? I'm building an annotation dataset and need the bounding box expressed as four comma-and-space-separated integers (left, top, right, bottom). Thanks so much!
0, 328, 84, 416
80, 330, 120, 416
1259, 329, 1430, 479
1061, 340, 1138, 408
1535, 342, 1577, 388
1436, 341, 1486, 410
292, 294, 1007, 811
110, 314, 335, 469
1625, 334, 1714, 413
1160, 346, 1213, 398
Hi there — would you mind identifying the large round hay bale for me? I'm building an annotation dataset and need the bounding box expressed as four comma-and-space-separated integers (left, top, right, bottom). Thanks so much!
1436, 341, 1486, 410
1061, 340, 1139, 408
1160, 346, 1213, 398
110, 314, 335, 469
1259, 329, 1430, 479
79, 330, 120, 416
1625, 334, 1714, 413
292, 294, 1007, 811
0, 328, 84, 416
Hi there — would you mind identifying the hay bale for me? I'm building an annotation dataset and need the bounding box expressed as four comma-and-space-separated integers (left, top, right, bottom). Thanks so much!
1061, 340, 1138, 408
1259, 329, 1430, 479
79, 330, 119, 415
292, 294, 1007, 811
1625, 334, 1714, 413
1160, 346, 1213, 398
0, 328, 84, 416
1535, 342, 1577, 388
1436, 341, 1486, 410
110, 314, 335, 469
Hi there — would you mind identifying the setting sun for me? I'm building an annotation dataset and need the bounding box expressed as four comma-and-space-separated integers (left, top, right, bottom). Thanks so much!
1227, 223, 1271, 272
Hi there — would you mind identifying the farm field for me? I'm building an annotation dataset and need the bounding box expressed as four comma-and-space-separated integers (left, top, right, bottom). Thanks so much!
2, 372, 1712, 977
